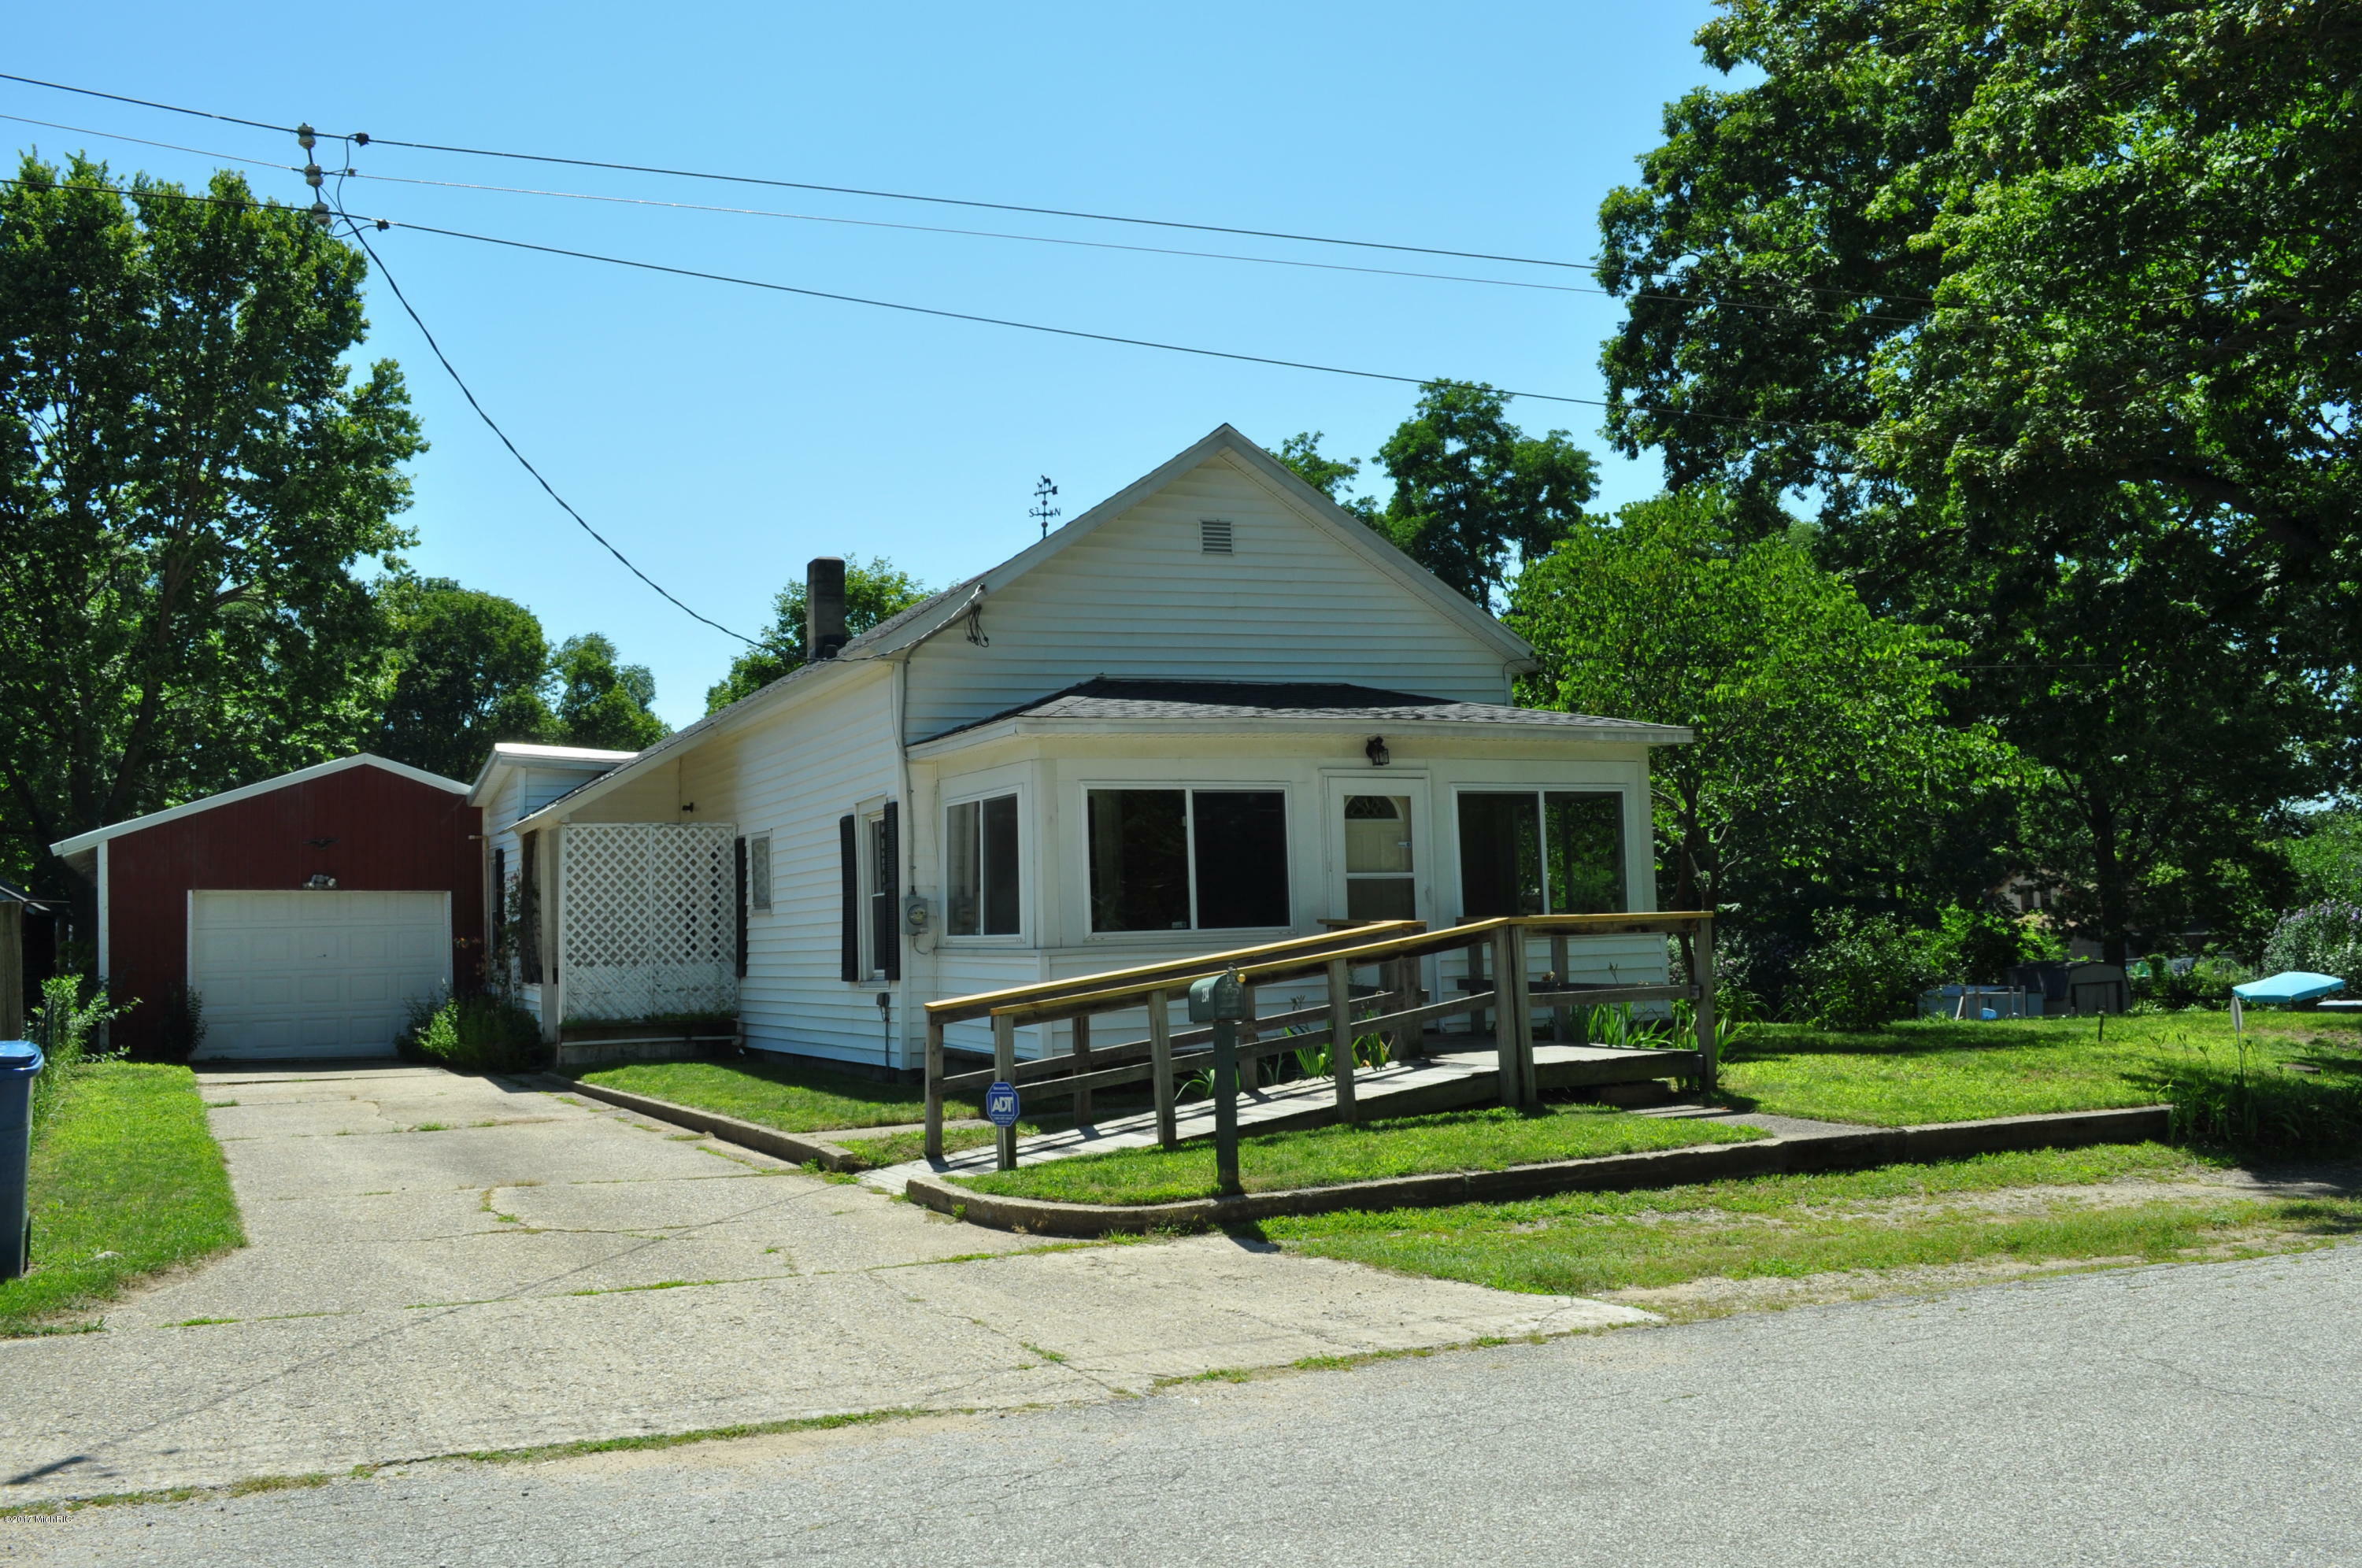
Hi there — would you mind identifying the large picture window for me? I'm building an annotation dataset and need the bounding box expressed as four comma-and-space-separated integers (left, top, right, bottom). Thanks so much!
1457, 791, 1625, 918
1088, 788, 1290, 932
946, 793, 1021, 937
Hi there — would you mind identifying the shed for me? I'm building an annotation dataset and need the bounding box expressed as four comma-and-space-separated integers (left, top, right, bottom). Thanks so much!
48, 755, 483, 1060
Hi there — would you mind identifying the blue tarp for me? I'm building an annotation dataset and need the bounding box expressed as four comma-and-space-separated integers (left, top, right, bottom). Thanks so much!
2232, 971, 2346, 1004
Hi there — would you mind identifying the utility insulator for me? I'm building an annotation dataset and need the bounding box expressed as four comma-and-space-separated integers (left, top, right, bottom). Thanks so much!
296, 124, 316, 151
304, 164, 324, 189
309, 201, 331, 228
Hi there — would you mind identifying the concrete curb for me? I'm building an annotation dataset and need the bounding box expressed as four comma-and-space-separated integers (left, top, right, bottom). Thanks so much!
905, 1104, 2175, 1237
539, 1074, 869, 1173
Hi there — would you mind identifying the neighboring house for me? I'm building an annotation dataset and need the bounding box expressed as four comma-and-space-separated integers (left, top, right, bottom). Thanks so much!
0, 879, 63, 1040
484, 425, 1692, 1073
46, 755, 483, 1060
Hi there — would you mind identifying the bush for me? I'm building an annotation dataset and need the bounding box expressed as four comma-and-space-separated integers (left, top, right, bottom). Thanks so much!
2260, 901, 2362, 980
405, 992, 545, 1074
154, 982, 207, 1063
26, 975, 131, 1130
1794, 910, 1942, 1031
2139, 1035, 2362, 1155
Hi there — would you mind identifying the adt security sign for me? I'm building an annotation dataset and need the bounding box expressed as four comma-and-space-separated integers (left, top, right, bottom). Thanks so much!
983, 1081, 1020, 1129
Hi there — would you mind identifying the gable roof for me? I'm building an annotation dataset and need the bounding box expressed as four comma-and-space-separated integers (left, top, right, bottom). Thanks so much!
913, 679, 1694, 753
49, 754, 467, 860
511, 425, 1543, 832
466, 741, 641, 807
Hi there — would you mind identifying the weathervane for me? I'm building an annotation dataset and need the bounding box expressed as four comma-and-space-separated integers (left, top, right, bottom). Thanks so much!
1031, 475, 1061, 538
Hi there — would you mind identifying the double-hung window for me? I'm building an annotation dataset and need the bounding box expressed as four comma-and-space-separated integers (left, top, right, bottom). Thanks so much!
1087, 788, 1289, 932
1457, 791, 1626, 917
946, 793, 1020, 937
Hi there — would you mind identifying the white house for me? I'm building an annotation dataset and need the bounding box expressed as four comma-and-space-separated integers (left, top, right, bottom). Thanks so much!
476, 425, 1691, 1073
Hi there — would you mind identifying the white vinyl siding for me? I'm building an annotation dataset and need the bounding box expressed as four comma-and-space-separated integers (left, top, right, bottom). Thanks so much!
900, 453, 1513, 740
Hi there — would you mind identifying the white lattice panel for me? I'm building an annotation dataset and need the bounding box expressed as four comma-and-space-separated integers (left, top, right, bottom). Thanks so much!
561, 823, 739, 1022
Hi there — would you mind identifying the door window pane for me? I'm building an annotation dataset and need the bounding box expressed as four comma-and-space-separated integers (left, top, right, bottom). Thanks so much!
1458, 793, 1542, 916
982, 794, 1020, 935
1344, 794, 1415, 922
946, 801, 981, 936
1194, 791, 1290, 928
1088, 790, 1190, 931
1544, 793, 1624, 913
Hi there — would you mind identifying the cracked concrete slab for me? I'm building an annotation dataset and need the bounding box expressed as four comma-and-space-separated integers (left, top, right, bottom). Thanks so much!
0, 1064, 1653, 1506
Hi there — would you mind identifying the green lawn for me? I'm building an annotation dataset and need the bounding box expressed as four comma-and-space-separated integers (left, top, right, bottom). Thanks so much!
1718, 1010, 2362, 1126
0, 1062, 245, 1336
948, 1103, 1766, 1206
576, 1056, 973, 1135
1265, 1141, 2362, 1311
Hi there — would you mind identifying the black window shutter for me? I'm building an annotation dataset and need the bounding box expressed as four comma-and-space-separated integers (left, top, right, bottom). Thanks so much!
878, 801, 901, 982
734, 836, 750, 980
839, 815, 860, 982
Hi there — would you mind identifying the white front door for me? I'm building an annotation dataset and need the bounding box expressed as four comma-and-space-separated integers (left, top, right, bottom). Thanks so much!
189, 890, 452, 1060
1324, 776, 1431, 925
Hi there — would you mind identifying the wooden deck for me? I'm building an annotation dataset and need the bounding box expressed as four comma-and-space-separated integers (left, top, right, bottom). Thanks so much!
865, 1039, 1700, 1191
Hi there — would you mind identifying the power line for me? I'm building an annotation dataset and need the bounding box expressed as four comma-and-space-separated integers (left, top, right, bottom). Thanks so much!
0, 106, 1914, 324
379, 215, 1834, 433
0, 71, 1949, 316
339, 216, 757, 646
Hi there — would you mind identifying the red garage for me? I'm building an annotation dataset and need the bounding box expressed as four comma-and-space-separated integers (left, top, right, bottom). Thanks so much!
49, 755, 483, 1060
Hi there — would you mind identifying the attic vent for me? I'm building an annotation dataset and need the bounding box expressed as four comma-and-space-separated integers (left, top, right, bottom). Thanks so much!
1200, 518, 1235, 554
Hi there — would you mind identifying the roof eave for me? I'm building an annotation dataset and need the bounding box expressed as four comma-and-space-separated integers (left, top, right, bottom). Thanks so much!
909, 714, 1693, 758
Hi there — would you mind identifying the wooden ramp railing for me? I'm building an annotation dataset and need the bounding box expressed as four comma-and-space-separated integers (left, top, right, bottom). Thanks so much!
922, 912, 1717, 1166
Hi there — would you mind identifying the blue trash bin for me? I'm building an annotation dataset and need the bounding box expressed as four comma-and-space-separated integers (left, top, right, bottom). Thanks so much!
1, 1041, 42, 1282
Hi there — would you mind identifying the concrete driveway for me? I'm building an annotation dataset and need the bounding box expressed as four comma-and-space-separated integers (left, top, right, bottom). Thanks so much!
0, 1065, 1646, 1506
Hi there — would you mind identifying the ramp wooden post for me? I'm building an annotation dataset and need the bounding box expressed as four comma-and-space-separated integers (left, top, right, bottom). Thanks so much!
993, 1012, 1018, 1172
1549, 933, 1571, 1043
1238, 984, 1260, 1091
1390, 954, 1423, 1060
1694, 918, 1719, 1093
924, 1019, 946, 1160
1071, 1010, 1094, 1126
1465, 937, 1490, 1038
1492, 925, 1535, 1107
1148, 988, 1177, 1149
1327, 957, 1357, 1123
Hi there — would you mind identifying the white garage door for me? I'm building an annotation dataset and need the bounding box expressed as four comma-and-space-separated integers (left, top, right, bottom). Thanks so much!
190, 890, 452, 1060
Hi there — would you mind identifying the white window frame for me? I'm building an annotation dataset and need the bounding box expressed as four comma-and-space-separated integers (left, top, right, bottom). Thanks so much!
1081, 781, 1294, 938
1449, 785, 1632, 919
942, 784, 1027, 945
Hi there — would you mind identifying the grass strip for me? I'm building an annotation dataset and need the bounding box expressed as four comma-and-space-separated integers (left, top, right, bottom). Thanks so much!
574, 1057, 960, 1133
948, 1103, 1764, 1206
0, 1062, 244, 1337
1719, 1012, 2362, 1128
1264, 1141, 2362, 1302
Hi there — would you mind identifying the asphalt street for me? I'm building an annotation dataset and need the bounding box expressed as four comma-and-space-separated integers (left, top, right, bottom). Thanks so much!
9, 1243, 2358, 1567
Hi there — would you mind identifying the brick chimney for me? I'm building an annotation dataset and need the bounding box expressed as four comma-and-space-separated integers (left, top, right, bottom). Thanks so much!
805, 557, 847, 661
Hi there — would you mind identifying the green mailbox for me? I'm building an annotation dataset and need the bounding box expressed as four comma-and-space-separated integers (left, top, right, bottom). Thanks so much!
1188, 970, 1245, 1024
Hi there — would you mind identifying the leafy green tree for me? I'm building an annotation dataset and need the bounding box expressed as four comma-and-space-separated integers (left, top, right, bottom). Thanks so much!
1275, 383, 1597, 609
1509, 490, 2010, 926
0, 157, 420, 910
1272, 431, 1379, 524
551, 634, 666, 753
374, 575, 557, 779
1375, 383, 1596, 608
2286, 810, 2362, 907
1595, 0, 2356, 960
704, 557, 931, 713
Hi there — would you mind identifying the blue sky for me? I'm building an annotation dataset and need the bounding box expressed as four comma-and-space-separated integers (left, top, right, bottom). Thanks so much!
9, 2, 1728, 726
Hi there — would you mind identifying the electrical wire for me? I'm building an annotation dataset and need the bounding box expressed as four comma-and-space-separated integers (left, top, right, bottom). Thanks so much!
339, 216, 758, 645
0, 66, 1935, 309
0, 105, 1920, 324
377, 215, 1835, 431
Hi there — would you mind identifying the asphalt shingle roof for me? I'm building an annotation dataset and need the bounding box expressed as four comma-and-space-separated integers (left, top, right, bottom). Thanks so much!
924, 679, 1686, 742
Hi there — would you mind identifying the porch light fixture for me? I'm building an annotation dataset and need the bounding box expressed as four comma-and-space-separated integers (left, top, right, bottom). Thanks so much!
1364, 735, 1390, 767
304, 873, 338, 890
